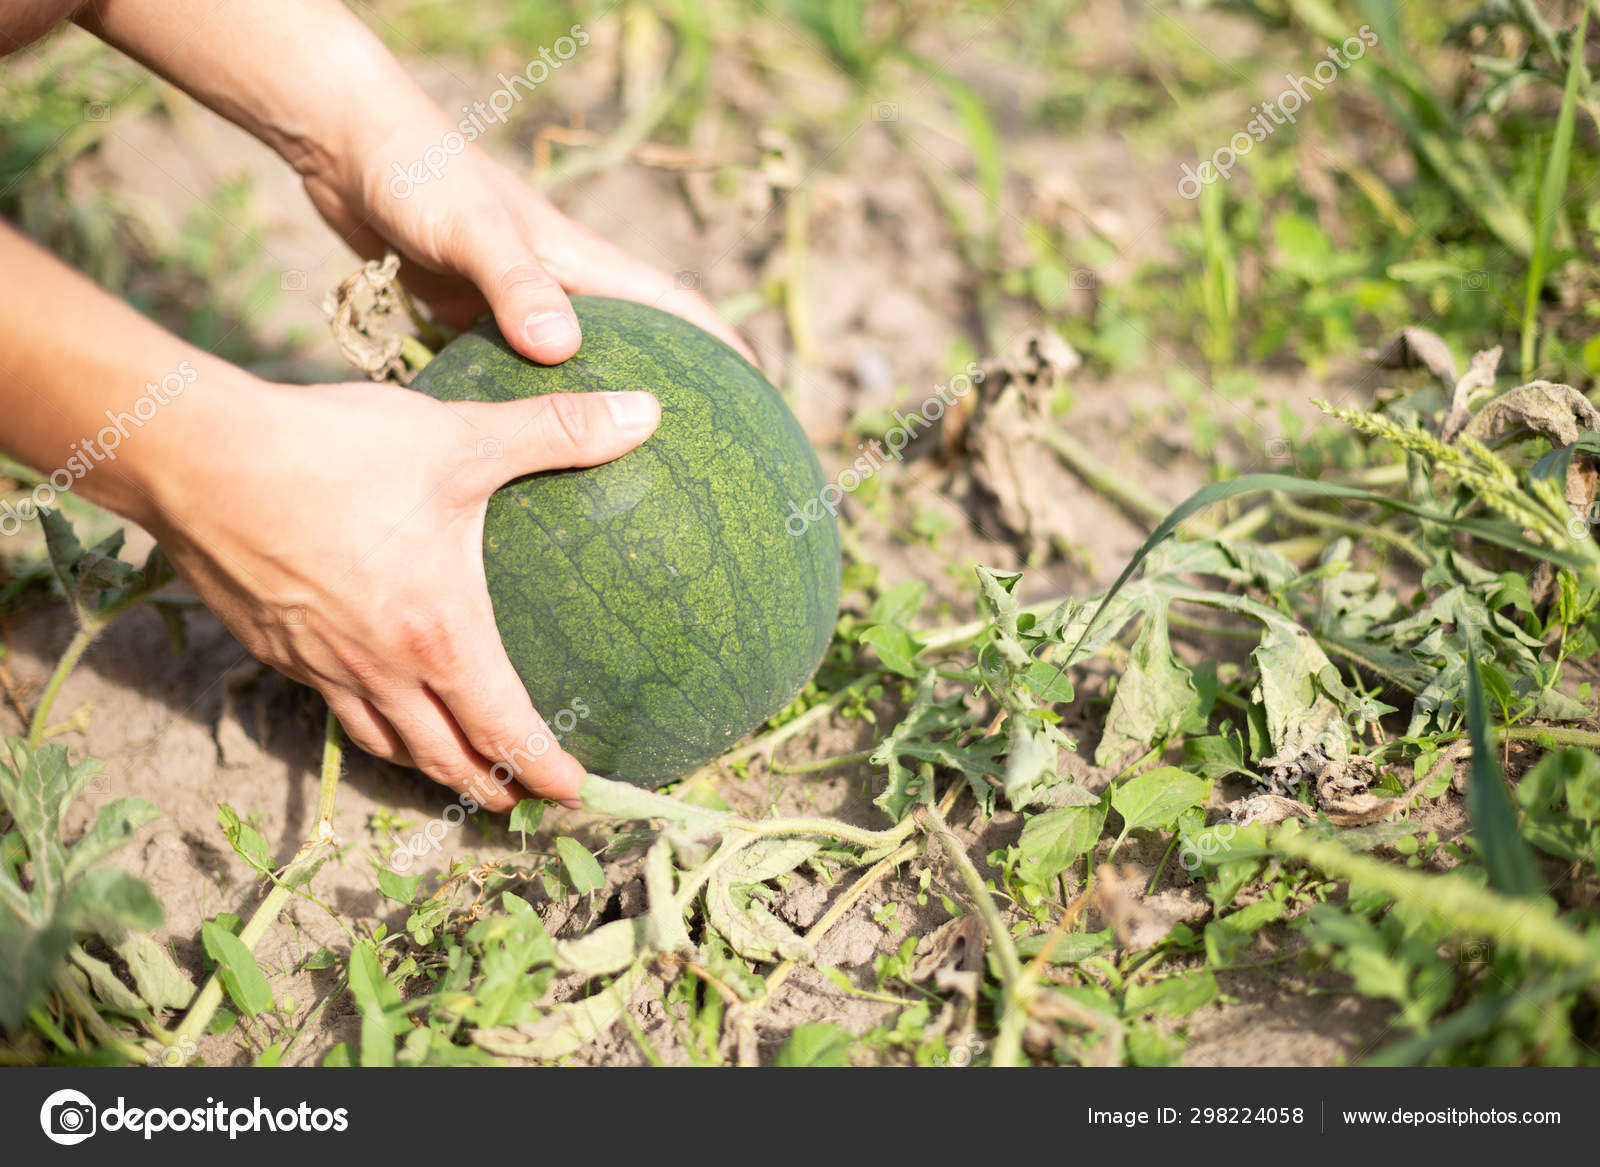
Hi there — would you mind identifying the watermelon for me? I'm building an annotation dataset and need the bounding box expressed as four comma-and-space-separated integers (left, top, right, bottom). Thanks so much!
410, 296, 841, 787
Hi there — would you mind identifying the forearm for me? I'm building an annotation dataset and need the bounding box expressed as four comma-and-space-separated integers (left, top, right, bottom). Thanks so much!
0, 222, 263, 529
73, 0, 444, 186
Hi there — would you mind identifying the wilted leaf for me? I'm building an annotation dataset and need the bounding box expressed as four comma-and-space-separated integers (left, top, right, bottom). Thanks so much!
473, 962, 645, 1061
114, 932, 196, 1012
553, 917, 647, 977
1095, 607, 1203, 767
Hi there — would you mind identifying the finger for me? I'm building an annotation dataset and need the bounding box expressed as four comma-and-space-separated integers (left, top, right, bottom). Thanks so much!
375, 690, 524, 813
428, 654, 586, 808
455, 229, 582, 365
453, 390, 660, 486
324, 689, 413, 767
539, 224, 761, 366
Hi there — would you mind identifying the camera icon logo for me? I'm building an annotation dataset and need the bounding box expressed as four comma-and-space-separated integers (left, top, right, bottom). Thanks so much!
674, 270, 700, 290
871, 101, 899, 121
281, 269, 308, 292
40, 1088, 97, 1145
83, 102, 110, 122
476, 436, 504, 460
1461, 269, 1490, 290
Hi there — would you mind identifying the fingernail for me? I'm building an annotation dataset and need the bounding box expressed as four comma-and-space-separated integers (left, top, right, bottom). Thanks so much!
523, 311, 578, 354
603, 391, 659, 434
557, 797, 583, 810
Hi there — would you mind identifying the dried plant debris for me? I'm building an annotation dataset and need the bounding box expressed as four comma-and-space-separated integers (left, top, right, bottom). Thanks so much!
956, 331, 1084, 561
324, 252, 428, 385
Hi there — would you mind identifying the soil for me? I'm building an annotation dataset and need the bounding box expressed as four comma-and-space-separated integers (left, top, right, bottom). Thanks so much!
4, 21, 1429, 1065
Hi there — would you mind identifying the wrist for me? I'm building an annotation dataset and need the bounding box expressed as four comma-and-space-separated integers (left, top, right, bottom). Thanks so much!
109, 366, 279, 534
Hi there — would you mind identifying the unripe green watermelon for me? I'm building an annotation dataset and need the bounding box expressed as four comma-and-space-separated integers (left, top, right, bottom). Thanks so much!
410, 296, 841, 787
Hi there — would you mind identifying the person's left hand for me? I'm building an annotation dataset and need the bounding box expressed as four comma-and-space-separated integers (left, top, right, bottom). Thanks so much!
301, 135, 755, 367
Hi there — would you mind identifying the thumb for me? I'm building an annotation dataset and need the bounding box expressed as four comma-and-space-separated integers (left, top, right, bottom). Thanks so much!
459, 391, 661, 486
461, 236, 582, 364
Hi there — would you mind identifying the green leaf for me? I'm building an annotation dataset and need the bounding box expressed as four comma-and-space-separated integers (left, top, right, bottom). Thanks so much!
63, 867, 163, 935
1521, 0, 1590, 376
859, 624, 924, 677
1111, 768, 1211, 834
1014, 928, 1112, 964
1125, 969, 1217, 1017
1462, 650, 1543, 898
868, 579, 926, 627
376, 868, 421, 904
217, 805, 271, 874
1183, 732, 1258, 782
0, 912, 72, 1028
1016, 798, 1108, 890
556, 836, 606, 895
774, 1021, 855, 1067
63, 797, 160, 882
346, 939, 407, 1067
508, 799, 545, 843
201, 920, 274, 1017
0, 741, 102, 908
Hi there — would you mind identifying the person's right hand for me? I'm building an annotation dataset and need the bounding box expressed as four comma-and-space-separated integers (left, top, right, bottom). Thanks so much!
145, 375, 660, 811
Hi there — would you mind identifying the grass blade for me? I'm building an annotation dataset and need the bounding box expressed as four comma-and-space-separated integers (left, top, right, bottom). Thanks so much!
1462, 630, 1544, 898
1520, 0, 1590, 377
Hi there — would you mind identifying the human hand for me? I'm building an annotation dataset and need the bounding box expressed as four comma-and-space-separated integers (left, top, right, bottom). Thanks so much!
143, 374, 660, 810
302, 140, 756, 367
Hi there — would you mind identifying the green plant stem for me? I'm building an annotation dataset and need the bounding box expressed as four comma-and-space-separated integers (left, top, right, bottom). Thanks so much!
1499, 723, 1600, 749
1270, 826, 1600, 973
27, 1004, 74, 1056
26, 572, 172, 748
915, 800, 1028, 1066
582, 770, 927, 853
54, 969, 149, 1063
25, 625, 96, 749
172, 711, 344, 1049
1212, 504, 1272, 543
315, 707, 343, 836
770, 748, 873, 775
1272, 492, 1429, 567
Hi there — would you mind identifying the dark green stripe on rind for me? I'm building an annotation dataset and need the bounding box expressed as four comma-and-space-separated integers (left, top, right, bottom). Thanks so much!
409, 296, 841, 786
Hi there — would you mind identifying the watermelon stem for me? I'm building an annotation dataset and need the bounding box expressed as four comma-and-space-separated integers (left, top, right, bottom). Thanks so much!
170, 708, 344, 1049
917, 796, 1028, 1068
26, 566, 173, 749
